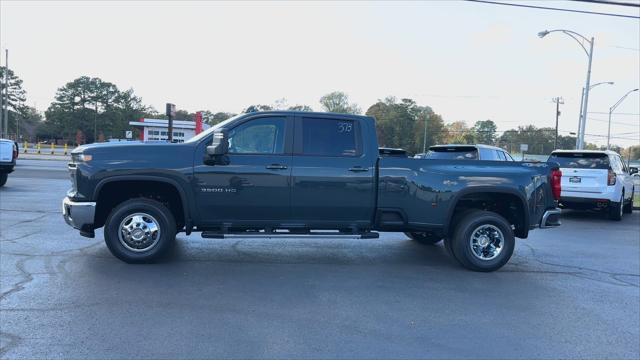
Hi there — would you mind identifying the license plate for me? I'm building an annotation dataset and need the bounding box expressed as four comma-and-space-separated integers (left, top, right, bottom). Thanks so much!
569, 176, 581, 183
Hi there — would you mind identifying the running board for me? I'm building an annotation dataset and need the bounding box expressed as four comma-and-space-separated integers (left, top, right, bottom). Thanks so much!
201, 231, 379, 239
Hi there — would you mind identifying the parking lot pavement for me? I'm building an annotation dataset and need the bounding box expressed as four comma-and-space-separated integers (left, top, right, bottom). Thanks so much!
1, 167, 639, 359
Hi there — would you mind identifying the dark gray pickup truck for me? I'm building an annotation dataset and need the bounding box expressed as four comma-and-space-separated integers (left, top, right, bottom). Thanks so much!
63, 111, 561, 271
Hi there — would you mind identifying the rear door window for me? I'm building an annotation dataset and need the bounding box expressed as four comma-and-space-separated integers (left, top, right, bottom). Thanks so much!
479, 148, 501, 160
426, 147, 478, 160
300, 117, 360, 157
548, 153, 610, 169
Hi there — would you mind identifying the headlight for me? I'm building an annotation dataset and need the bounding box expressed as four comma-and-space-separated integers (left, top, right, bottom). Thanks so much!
72, 153, 92, 162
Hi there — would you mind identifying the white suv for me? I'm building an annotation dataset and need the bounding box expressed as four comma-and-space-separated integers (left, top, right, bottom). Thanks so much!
548, 150, 636, 220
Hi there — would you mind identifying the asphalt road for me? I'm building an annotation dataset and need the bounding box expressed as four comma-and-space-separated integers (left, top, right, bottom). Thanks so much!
1, 160, 639, 359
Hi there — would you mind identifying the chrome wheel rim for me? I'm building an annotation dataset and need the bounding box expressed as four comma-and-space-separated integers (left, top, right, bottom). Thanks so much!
118, 212, 161, 252
469, 224, 504, 261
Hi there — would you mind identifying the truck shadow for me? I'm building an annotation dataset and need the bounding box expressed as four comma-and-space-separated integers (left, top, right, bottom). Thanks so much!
154, 235, 461, 269
560, 209, 637, 223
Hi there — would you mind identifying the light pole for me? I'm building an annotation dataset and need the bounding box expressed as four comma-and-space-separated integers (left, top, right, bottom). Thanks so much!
538, 29, 594, 150
607, 88, 639, 149
576, 81, 614, 149
422, 113, 429, 154
552, 97, 564, 149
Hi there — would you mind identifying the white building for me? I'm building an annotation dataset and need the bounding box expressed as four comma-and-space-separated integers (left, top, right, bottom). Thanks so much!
128, 117, 208, 142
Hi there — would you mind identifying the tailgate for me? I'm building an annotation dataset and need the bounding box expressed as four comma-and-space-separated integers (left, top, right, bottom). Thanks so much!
560, 168, 608, 194
0, 142, 13, 162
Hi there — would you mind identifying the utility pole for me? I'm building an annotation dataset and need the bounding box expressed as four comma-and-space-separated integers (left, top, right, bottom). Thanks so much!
3, 50, 8, 139
578, 37, 594, 150
422, 113, 428, 154
166, 103, 176, 142
552, 97, 564, 149
94, 101, 99, 142
607, 88, 639, 150
0, 49, 7, 138
576, 88, 584, 149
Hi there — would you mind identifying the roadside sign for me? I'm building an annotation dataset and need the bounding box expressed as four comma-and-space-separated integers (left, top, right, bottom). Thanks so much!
125, 131, 133, 139
520, 144, 528, 152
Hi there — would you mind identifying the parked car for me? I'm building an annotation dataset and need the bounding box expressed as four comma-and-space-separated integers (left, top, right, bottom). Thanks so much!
548, 150, 636, 220
414, 144, 515, 161
62, 111, 561, 271
0, 139, 18, 187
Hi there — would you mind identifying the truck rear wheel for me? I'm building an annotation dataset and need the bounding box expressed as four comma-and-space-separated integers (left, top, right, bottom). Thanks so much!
404, 232, 442, 245
449, 210, 514, 272
623, 189, 634, 214
608, 195, 624, 221
0, 173, 7, 187
104, 198, 176, 263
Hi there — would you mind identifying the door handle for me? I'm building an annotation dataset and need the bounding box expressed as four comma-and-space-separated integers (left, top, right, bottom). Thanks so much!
349, 166, 369, 172
266, 164, 288, 170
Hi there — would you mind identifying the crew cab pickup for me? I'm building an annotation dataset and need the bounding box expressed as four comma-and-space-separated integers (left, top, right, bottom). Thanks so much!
62, 111, 561, 271
0, 139, 18, 187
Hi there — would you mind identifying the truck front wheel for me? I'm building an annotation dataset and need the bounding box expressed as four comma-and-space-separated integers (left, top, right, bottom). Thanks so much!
0, 173, 7, 187
449, 210, 515, 272
404, 232, 442, 245
104, 198, 176, 263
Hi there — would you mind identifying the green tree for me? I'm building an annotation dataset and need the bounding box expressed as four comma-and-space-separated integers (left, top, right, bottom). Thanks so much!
623, 145, 640, 161
288, 104, 314, 112
444, 121, 476, 144
472, 120, 497, 145
43, 76, 148, 144
201, 111, 235, 125
498, 125, 556, 155
319, 91, 361, 114
0, 66, 27, 114
366, 97, 446, 154
243, 104, 273, 113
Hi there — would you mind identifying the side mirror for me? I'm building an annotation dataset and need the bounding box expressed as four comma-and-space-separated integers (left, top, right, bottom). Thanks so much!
206, 130, 229, 156
630, 167, 638, 175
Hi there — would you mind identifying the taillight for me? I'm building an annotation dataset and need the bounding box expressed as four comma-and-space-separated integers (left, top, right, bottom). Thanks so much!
12, 146, 17, 160
551, 169, 562, 200
607, 168, 616, 186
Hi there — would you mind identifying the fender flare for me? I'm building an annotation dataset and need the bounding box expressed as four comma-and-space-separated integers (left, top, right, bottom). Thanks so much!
443, 186, 529, 238
94, 175, 193, 234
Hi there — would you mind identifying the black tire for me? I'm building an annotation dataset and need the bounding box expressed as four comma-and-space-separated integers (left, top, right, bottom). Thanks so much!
0, 173, 7, 187
104, 198, 176, 263
449, 210, 515, 272
608, 194, 623, 221
404, 232, 442, 245
623, 189, 634, 214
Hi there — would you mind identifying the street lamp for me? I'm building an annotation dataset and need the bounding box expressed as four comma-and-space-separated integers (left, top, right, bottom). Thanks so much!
607, 88, 639, 149
538, 29, 594, 150
576, 81, 614, 149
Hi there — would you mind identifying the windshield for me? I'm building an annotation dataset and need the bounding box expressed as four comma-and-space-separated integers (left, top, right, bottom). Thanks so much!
426, 147, 478, 160
185, 115, 242, 143
548, 152, 610, 169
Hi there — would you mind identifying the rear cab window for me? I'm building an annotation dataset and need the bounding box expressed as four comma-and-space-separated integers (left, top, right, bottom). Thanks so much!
548, 152, 610, 169
426, 146, 478, 160
299, 117, 361, 157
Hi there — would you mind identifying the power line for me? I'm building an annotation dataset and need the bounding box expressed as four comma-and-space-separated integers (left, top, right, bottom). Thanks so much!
588, 112, 640, 116
587, 117, 639, 126
465, 0, 640, 19
569, 0, 640, 7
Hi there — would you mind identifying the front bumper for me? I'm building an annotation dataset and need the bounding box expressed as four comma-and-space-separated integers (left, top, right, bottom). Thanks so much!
62, 197, 96, 236
540, 208, 561, 228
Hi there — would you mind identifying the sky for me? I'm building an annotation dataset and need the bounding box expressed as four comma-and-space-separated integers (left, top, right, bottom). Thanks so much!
1, 0, 639, 147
